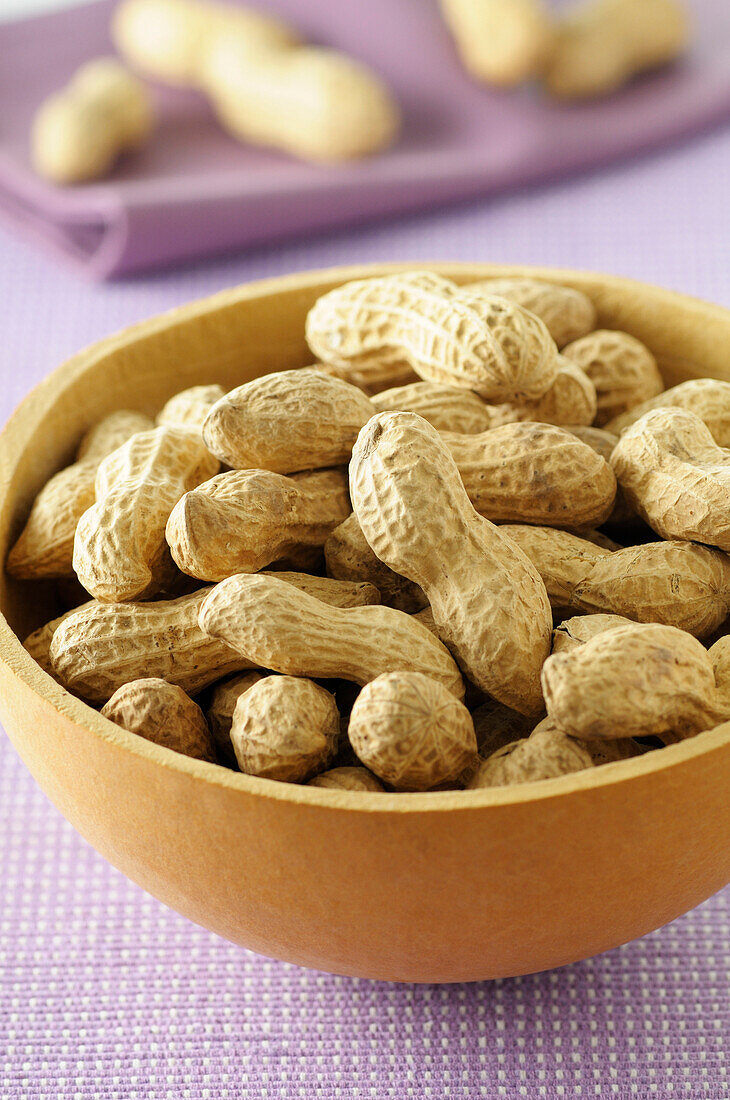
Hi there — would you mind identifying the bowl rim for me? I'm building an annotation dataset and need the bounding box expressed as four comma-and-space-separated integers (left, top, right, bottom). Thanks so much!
3, 259, 730, 815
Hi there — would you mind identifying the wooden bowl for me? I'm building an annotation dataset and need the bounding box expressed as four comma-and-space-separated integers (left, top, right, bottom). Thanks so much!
1, 263, 729, 983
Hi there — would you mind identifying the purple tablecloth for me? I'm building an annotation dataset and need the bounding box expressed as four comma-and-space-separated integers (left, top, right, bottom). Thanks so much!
2, 0, 730, 277
2, 105, 730, 1097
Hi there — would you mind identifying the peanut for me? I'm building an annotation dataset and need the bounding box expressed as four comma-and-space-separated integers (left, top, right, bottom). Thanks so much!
442, 422, 616, 527
230, 676, 339, 782
7, 410, 154, 580
372, 382, 493, 435
306, 272, 559, 402
545, 0, 689, 100
564, 424, 633, 524
605, 378, 730, 444
611, 408, 730, 551
114, 0, 398, 161
439, 0, 553, 86
203, 369, 375, 474
101, 677, 215, 762
49, 572, 378, 704
325, 513, 428, 614
315, 361, 421, 396
467, 277, 596, 348
157, 385, 226, 433
73, 426, 219, 601
467, 723, 593, 788
200, 39, 400, 162
166, 467, 351, 581
502, 525, 730, 638
198, 573, 465, 700
112, 0, 298, 86
32, 58, 153, 184
308, 766, 385, 792
542, 623, 719, 741
349, 413, 552, 714
529, 714, 646, 767
23, 601, 95, 677
207, 671, 265, 768
347, 672, 477, 791
561, 330, 663, 426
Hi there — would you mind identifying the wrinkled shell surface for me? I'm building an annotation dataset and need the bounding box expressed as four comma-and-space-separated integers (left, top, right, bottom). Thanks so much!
467, 723, 593, 788
372, 381, 492, 434
315, 360, 420, 396
74, 426, 219, 601
199, 573, 465, 698
542, 623, 719, 741
231, 676, 339, 782
467, 277, 596, 348
502, 525, 730, 638
306, 272, 559, 402
308, 766, 385, 791
167, 467, 351, 580
325, 512, 428, 613
486, 356, 597, 428
442, 421, 616, 527
562, 329, 663, 426
23, 601, 95, 677
7, 410, 153, 580
203, 368, 375, 473
348, 672, 477, 791
439, 0, 554, 85
564, 423, 633, 523
101, 677, 215, 762
605, 378, 730, 444
157, 385, 226, 432
612, 408, 730, 551
207, 671, 265, 767
349, 413, 552, 714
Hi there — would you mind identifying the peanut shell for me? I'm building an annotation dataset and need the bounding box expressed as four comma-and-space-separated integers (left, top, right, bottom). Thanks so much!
101, 677, 215, 762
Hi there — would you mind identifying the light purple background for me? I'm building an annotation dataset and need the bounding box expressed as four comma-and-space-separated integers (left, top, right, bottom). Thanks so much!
2, 13, 730, 1100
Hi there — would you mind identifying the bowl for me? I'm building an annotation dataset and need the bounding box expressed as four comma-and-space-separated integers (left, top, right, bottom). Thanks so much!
1, 262, 729, 984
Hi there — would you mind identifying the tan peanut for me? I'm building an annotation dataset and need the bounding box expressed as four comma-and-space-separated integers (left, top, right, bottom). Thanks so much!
325, 513, 428, 614
32, 58, 153, 184
203, 369, 375, 474
439, 0, 553, 86
605, 378, 730, 444
442, 422, 616, 527
101, 677, 215, 762
308, 766, 385, 792
49, 572, 378, 704
349, 412, 552, 714
542, 623, 719, 741
198, 573, 465, 699
467, 723, 593, 788
372, 382, 493, 434
561, 330, 663, 426
23, 601, 95, 677
528, 714, 647, 767
231, 676, 339, 782
552, 613, 635, 654
502, 525, 730, 639
467, 277, 596, 348
7, 410, 154, 580
306, 272, 559, 402
200, 38, 400, 162
207, 671, 265, 767
166, 467, 351, 581
73, 426, 219, 601
348, 672, 477, 791
611, 408, 730, 551
157, 385, 226, 433
112, 0, 299, 86
545, 0, 689, 100
484, 356, 597, 428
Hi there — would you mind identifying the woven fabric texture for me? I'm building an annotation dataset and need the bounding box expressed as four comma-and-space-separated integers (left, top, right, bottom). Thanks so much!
1, 112, 730, 1098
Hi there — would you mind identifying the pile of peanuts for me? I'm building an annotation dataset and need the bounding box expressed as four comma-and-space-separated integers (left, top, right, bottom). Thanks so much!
11, 270, 730, 793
